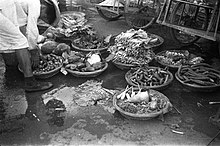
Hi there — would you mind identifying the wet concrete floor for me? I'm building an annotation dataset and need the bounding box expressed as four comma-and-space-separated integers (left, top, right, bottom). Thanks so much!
1, 1, 220, 145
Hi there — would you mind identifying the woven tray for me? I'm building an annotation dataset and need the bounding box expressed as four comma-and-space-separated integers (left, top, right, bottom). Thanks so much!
65, 62, 108, 77
125, 67, 174, 90
71, 42, 108, 52
175, 72, 220, 92
18, 64, 62, 79
145, 33, 164, 50
112, 61, 137, 70
155, 50, 201, 70
113, 89, 173, 120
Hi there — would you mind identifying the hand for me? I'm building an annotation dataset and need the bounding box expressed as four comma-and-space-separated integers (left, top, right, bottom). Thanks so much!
29, 48, 40, 68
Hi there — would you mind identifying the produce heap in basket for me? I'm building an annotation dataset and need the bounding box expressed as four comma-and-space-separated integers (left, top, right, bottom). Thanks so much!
125, 66, 173, 88
115, 86, 172, 116
176, 63, 220, 87
63, 51, 106, 72
156, 50, 204, 68
53, 12, 87, 38
33, 54, 63, 74
71, 29, 111, 51
108, 29, 156, 65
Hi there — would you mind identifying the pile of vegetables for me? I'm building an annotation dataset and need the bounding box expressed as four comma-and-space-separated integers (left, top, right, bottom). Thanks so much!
40, 40, 70, 56
156, 50, 203, 68
108, 29, 155, 65
176, 63, 220, 86
38, 31, 71, 56
63, 51, 106, 72
126, 67, 172, 87
33, 54, 63, 74
72, 32, 111, 50
116, 86, 168, 114
54, 12, 88, 38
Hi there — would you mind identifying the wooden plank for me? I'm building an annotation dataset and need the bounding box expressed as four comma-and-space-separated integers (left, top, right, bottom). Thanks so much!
160, 22, 218, 41
173, 0, 214, 9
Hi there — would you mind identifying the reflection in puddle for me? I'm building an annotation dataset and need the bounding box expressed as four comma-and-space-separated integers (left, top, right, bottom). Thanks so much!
46, 99, 66, 127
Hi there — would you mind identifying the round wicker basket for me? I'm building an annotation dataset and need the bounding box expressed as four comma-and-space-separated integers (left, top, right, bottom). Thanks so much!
175, 72, 220, 92
113, 89, 173, 120
125, 67, 174, 90
65, 62, 108, 77
145, 33, 164, 50
155, 50, 201, 70
71, 42, 108, 52
112, 61, 137, 70
155, 50, 188, 69
18, 64, 63, 79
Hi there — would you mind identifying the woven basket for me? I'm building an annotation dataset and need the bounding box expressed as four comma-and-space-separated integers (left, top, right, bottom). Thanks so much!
155, 50, 200, 70
18, 64, 63, 79
66, 62, 108, 77
71, 42, 108, 52
33, 65, 62, 79
125, 67, 174, 91
113, 89, 173, 120
112, 61, 137, 70
175, 72, 220, 92
145, 33, 164, 50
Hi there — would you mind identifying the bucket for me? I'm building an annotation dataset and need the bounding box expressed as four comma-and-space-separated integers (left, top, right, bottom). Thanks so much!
1, 52, 18, 67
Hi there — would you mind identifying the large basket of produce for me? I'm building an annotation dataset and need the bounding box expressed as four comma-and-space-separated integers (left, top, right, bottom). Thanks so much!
108, 29, 156, 70
63, 51, 108, 77
19, 54, 63, 79
125, 66, 173, 90
113, 87, 173, 120
112, 60, 137, 70
155, 50, 204, 69
66, 62, 108, 77
71, 34, 112, 52
175, 63, 220, 92
53, 11, 87, 39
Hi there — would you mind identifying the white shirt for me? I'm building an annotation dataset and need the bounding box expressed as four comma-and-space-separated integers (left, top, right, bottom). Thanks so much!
0, 0, 40, 50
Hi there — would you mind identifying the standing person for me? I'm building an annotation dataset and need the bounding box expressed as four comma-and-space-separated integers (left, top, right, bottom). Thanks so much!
0, 0, 60, 92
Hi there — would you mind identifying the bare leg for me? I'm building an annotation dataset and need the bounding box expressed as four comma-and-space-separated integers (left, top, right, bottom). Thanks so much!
15, 48, 33, 77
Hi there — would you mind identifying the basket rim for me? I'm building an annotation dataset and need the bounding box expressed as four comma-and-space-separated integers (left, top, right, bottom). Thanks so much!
175, 72, 220, 89
125, 66, 174, 89
113, 89, 172, 118
65, 62, 108, 76
71, 42, 109, 52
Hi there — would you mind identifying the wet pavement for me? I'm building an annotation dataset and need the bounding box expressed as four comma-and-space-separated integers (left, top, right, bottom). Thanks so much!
1, 1, 220, 145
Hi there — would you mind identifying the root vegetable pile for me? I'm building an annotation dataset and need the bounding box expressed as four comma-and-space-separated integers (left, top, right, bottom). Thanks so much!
127, 67, 171, 87
176, 63, 220, 86
33, 54, 63, 74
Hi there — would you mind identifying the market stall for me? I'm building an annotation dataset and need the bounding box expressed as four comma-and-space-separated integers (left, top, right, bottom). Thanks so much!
30, 8, 220, 125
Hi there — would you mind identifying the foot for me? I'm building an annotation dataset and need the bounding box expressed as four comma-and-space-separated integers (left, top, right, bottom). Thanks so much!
25, 80, 53, 92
